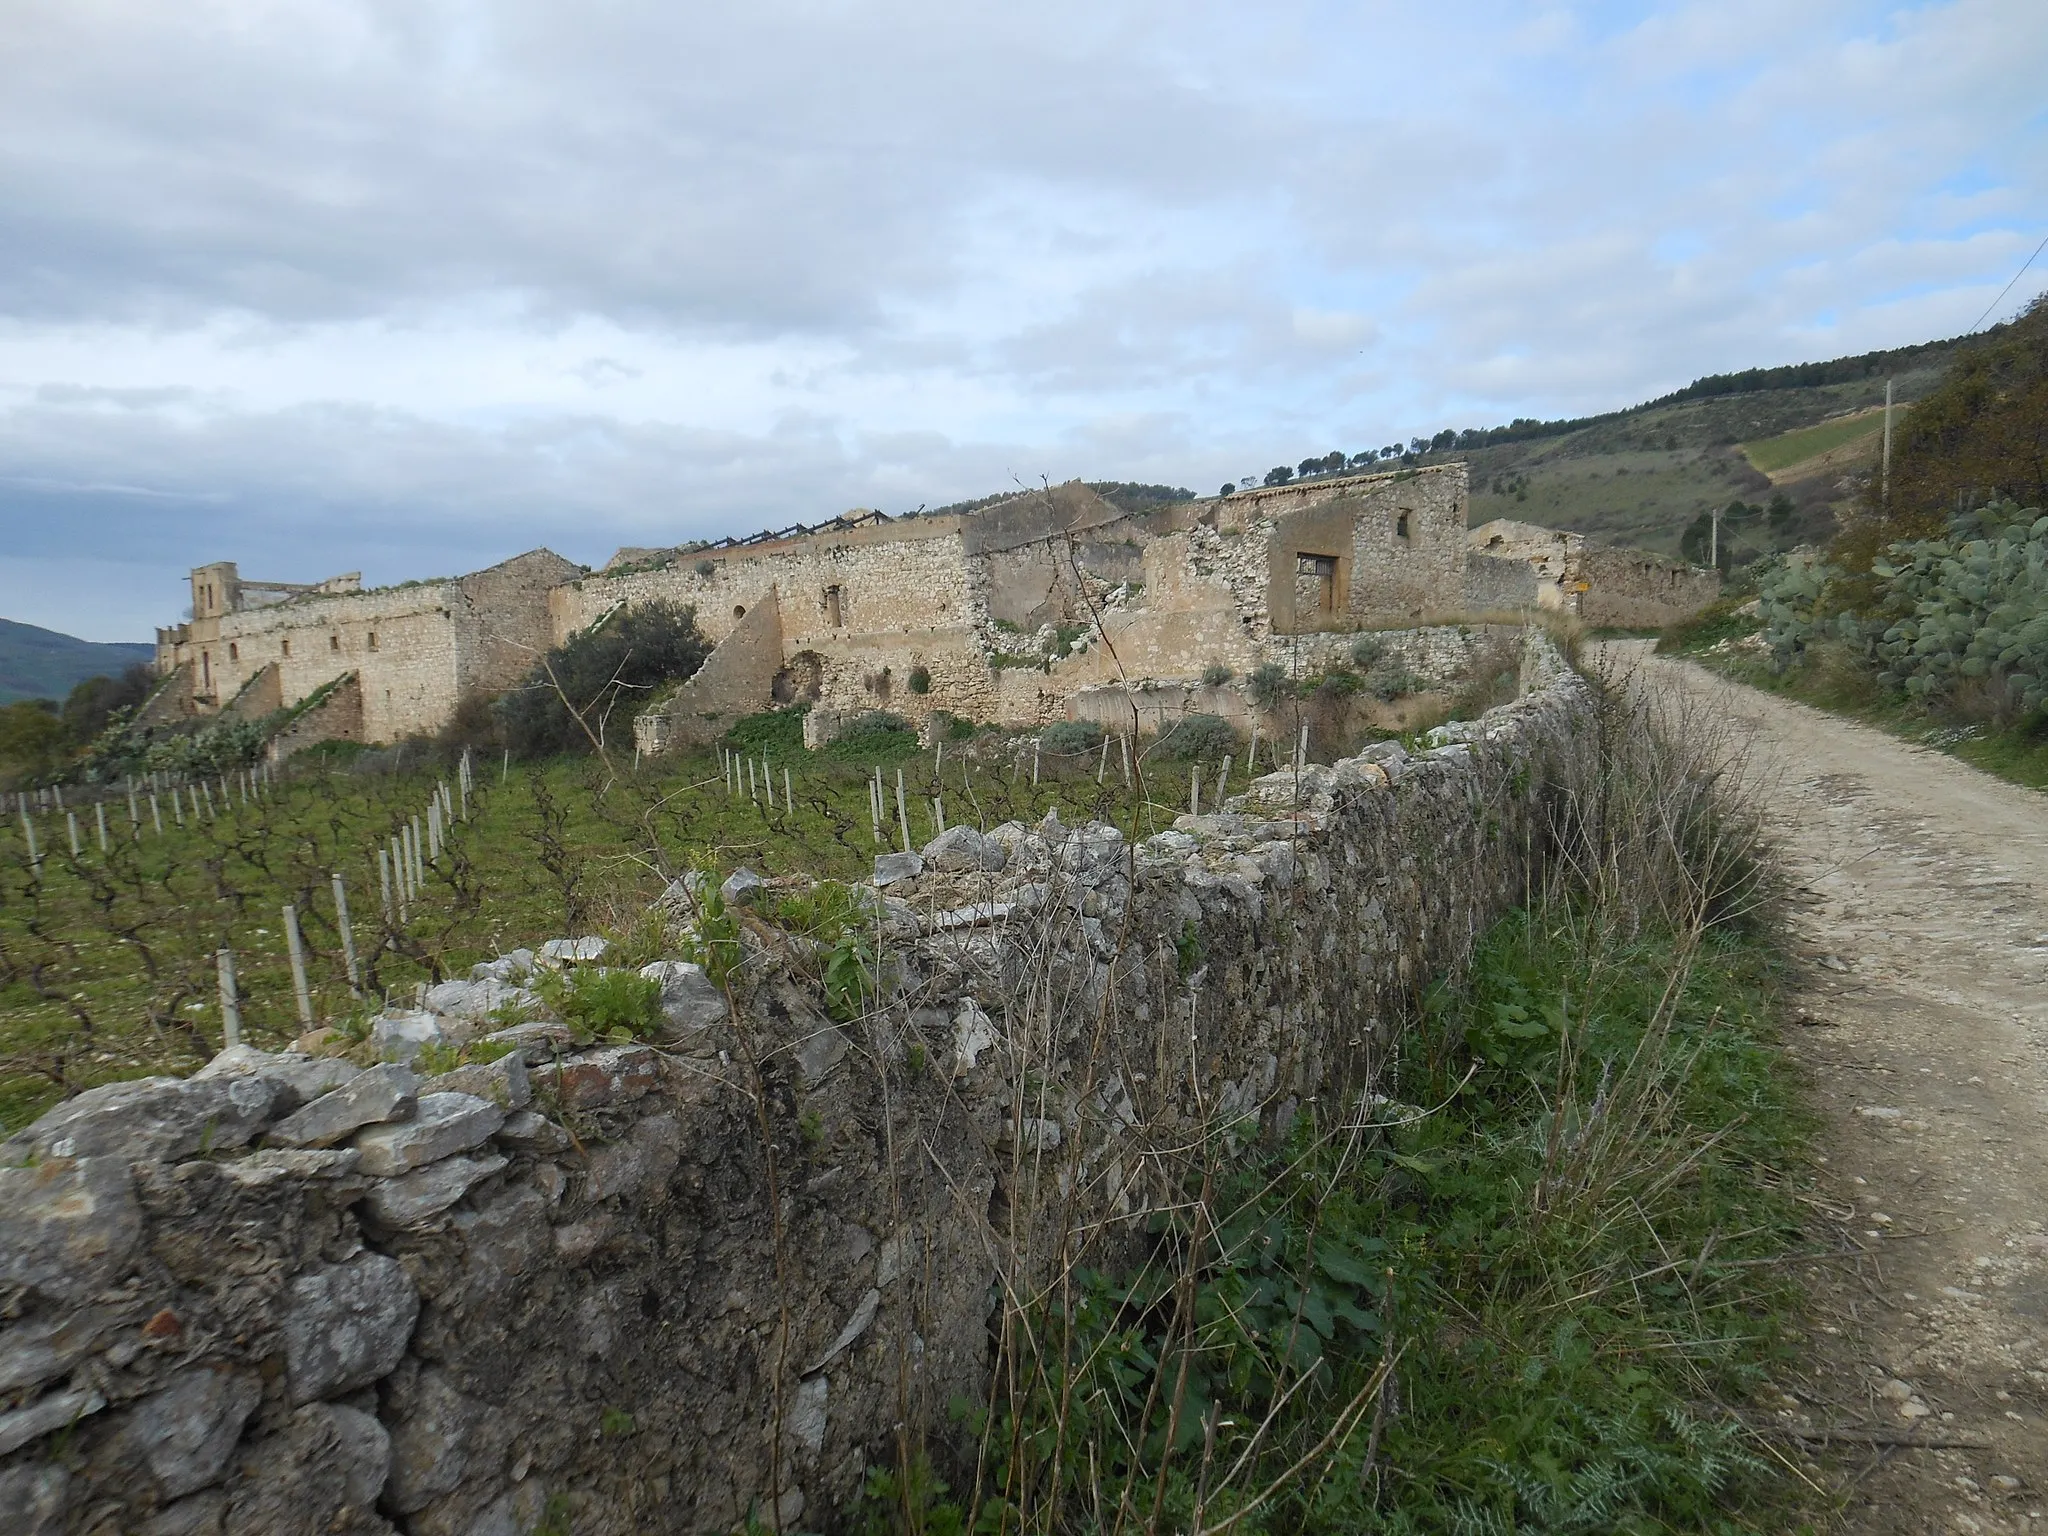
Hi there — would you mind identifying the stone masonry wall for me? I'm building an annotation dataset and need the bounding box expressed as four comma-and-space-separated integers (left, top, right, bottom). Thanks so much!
0, 635, 1594, 1536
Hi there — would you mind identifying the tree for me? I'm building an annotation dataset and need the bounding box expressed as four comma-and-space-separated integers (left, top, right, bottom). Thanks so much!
1297, 457, 1321, 480
1264, 466, 1295, 487
1321, 450, 1346, 474
0, 700, 66, 787
1431, 428, 1458, 453
1409, 437, 1429, 455
1219, 482, 1237, 497
61, 664, 155, 747
497, 600, 709, 759
1348, 450, 1378, 470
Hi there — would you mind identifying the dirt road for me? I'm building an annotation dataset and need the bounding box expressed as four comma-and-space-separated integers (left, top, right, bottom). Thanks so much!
1598, 641, 2048, 1532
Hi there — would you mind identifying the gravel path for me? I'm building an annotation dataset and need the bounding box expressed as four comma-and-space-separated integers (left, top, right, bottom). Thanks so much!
1597, 641, 2048, 1533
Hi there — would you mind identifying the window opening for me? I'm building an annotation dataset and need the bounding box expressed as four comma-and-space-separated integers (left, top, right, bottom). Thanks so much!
1296, 553, 1340, 614
1395, 512, 1411, 540
824, 585, 843, 627
733, 604, 747, 620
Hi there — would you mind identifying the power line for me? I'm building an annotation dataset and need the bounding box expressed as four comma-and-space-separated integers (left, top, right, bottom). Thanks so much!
1969, 231, 2048, 333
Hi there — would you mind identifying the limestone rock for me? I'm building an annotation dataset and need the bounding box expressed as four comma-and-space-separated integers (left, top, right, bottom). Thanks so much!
192, 1046, 360, 1113
923, 824, 1004, 872
720, 867, 767, 907
532, 1045, 659, 1110
873, 850, 924, 886
537, 936, 607, 966
3, 1075, 277, 1163
493, 1109, 571, 1154
951, 1001, 998, 1077
282, 1251, 419, 1403
363, 1153, 507, 1228
125, 1363, 262, 1498
421, 977, 535, 1023
370, 1010, 444, 1064
0, 1157, 142, 1303
0, 1385, 105, 1457
144, 1492, 222, 1535
0, 1309, 110, 1398
352, 1092, 504, 1176
218, 1148, 361, 1188
0, 1463, 69, 1536
268, 1063, 418, 1149
582, 1115, 679, 1203
470, 947, 535, 982
639, 960, 725, 1039
423, 1051, 531, 1111
223, 1402, 390, 1534
480, 1021, 576, 1055
384, 1367, 497, 1514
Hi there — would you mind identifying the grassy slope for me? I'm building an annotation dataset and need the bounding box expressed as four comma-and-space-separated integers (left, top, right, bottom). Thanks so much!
1740, 407, 1887, 477
0, 617, 153, 705
1460, 360, 1953, 562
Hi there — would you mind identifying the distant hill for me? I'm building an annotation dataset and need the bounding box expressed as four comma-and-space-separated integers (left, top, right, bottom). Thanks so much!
0, 619, 154, 706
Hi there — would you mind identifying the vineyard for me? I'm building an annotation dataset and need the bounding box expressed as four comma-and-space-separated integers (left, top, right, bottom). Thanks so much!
0, 712, 1296, 1135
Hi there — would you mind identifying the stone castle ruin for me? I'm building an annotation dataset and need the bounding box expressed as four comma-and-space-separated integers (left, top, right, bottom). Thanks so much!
153, 467, 1714, 752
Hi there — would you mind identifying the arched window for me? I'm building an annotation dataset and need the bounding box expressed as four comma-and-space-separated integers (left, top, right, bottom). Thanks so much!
228, 643, 238, 661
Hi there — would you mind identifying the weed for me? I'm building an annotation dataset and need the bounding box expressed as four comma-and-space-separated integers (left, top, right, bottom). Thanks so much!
534, 967, 663, 1042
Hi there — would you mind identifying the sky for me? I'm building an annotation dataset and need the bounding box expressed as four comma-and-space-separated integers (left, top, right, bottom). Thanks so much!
0, 0, 2043, 641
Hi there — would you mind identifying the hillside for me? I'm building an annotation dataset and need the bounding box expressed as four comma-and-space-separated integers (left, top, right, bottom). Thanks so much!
1454, 342, 1968, 564
0, 618, 154, 705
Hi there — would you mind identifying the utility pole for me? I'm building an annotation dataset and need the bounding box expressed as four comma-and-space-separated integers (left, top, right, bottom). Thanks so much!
1710, 506, 1720, 570
1882, 377, 1894, 506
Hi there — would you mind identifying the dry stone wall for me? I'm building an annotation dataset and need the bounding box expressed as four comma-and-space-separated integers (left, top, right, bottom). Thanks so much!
3, 636, 1595, 1536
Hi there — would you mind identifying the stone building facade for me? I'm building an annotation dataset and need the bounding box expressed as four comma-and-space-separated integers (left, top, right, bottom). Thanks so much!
155, 467, 1478, 750
156, 552, 580, 744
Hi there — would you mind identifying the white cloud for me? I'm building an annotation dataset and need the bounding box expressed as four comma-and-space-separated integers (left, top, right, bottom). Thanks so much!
0, 0, 2041, 637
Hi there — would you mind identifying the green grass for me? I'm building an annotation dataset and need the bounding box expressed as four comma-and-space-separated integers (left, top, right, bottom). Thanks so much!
1738, 411, 1884, 476
863, 902, 1817, 1534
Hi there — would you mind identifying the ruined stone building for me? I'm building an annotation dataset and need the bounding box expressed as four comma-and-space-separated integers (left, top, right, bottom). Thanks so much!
152, 464, 1715, 753
1464, 519, 1721, 628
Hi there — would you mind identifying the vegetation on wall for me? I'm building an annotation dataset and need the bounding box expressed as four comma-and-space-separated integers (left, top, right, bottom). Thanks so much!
496, 600, 709, 760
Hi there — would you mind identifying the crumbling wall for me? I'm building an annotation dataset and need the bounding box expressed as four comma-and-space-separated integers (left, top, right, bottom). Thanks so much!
0, 635, 1595, 1536
267, 675, 366, 763
635, 590, 786, 752
1577, 548, 1721, 628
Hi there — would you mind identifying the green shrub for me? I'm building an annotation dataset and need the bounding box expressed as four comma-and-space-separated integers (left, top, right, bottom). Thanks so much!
906, 665, 931, 694
1151, 712, 1238, 762
1348, 633, 1385, 668
724, 706, 809, 760
815, 711, 918, 764
536, 966, 663, 1041
1200, 662, 1233, 687
1245, 662, 1289, 709
498, 600, 708, 760
1039, 720, 1105, 756
1366, 664, 1425, 702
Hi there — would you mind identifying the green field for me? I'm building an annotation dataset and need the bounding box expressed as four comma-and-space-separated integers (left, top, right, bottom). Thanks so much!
0, 730, 1214, 1136
1740, 408, 1886, 476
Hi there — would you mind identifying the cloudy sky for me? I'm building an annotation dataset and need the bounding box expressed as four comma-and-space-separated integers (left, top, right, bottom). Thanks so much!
1, 0, 2042, 640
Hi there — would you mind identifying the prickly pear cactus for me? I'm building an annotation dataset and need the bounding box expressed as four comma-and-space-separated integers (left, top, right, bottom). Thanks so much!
1870, 500, 2048, 713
